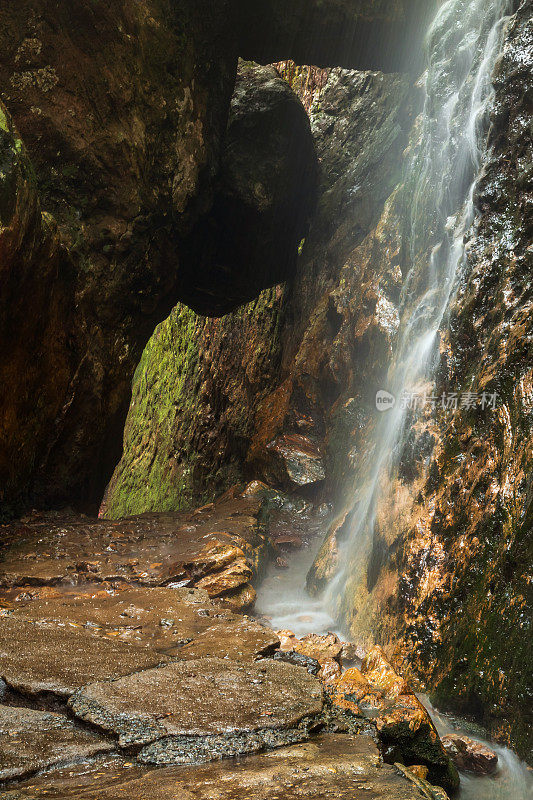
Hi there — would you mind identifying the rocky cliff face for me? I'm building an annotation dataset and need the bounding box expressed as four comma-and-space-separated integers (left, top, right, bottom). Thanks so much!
309, 0, 533, 763
395, 0, 533, 760
1, 0, 530, 774
104, 66, 415, 516
0, 0, 416, 516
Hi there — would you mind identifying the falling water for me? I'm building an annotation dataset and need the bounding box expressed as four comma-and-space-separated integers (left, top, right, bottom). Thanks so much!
323, 0, 513, 619
253, 3, 529, 797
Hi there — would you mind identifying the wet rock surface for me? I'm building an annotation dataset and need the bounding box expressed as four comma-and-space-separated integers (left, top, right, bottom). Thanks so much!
0, 615, 168, 698
2, 734, 448, 799
69, 657, 323, 764
0, 492, 452, 800
329, 647, 459, 794
266, 434, 326, 488
2, 586, 278, 661
393, 0, 533, 763
442, 734, 499, 776
0, 490, 266, 610
0, 705, 114, 782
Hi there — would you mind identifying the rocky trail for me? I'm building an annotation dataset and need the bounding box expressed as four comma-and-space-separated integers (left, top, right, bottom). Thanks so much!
0, 485, 466, 799
2, 486, 522, 799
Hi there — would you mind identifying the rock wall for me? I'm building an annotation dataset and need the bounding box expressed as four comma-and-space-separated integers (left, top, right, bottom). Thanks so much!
309, 0, 533, 762
103, 66, 415, 516
0, 0, 425, 517
0, 0, 240, 515
394, 0, 533, 761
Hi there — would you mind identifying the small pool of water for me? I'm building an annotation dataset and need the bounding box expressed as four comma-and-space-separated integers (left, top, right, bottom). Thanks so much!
254, 520, 340, 637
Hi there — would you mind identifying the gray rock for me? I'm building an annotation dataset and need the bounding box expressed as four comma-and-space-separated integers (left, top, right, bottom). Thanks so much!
0, 705, 114, 781
2, 733, 447, 798
69, 657, 324, 764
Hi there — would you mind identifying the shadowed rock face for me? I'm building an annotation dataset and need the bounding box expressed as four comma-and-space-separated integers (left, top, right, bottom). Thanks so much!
0, 0, 240, 515
177, 63, 318, 316
0, 0, 419, 517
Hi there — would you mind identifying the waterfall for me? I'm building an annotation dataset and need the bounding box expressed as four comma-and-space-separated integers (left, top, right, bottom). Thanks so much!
324, 0, 512, 621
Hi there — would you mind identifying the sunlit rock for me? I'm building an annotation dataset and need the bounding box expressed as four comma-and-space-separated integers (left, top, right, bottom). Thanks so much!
442, 734, 499, 775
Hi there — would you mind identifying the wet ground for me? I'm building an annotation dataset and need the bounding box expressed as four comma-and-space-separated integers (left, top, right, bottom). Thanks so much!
254, 505, 533, 800
0, 487, 530, 799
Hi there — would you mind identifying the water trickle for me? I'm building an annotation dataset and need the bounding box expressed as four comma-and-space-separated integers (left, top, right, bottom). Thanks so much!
323, 0, 512, 621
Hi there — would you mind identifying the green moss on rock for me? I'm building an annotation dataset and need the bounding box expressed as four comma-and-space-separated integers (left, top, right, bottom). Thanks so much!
102, 287, 286, 519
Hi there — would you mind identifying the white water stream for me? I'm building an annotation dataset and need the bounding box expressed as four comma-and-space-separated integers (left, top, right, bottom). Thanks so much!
255, 1, 533, 797
325, 0, 513, 616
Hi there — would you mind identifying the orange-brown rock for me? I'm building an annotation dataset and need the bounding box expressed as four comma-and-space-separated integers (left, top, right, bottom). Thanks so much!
317, 658, 342, 685
196, 558, 253, 598
329, 648, 459, 794
362, 646, 409, 698
407, 765, 429, 781
278, 629, 298, 651
295, 632, 343, 664
442, 735, 498, 776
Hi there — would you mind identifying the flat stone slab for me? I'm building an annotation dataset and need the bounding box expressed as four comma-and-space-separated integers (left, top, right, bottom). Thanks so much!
0, 705, 114, 782
69, 657, 324, 764
3, 586, 279, 660
0, 492, 266, 598
2, 734, 445, 798
0, 615, 167, 697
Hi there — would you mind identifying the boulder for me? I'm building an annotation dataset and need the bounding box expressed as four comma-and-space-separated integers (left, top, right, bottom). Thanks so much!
266, 434, 326, 488
294, 632, 343, 663
330, 647, 459, 794
179, 63, 318, 315
442, 735, 498, 775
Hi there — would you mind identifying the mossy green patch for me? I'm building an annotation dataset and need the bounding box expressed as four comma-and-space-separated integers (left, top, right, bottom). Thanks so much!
103, 286, 286, 519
